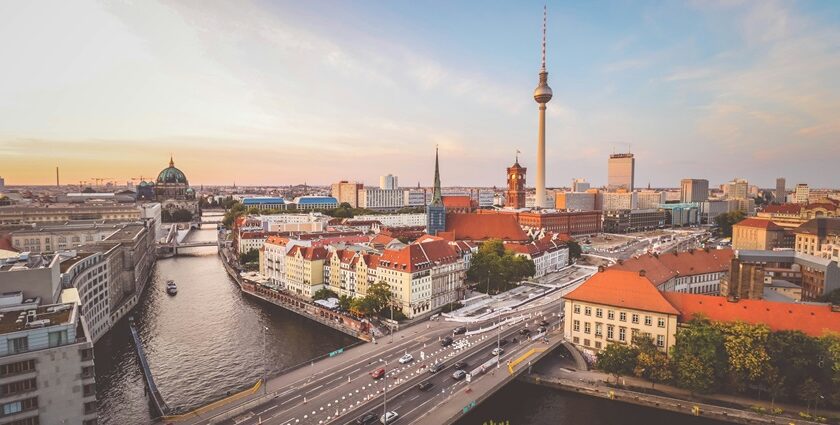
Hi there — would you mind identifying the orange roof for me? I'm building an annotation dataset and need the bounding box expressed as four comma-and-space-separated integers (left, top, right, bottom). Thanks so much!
287, 245, 328, 260
733, 218, 784, 230
761, 204, 802, 214
612, 249, 733, 287
265, 235, 290, 246
444, 213, 528, 242
379, 239, 459, 272
565, 270, 679, 315
442, 195, 473, 209
370, 233, 396, 246
661, 292, 840, 337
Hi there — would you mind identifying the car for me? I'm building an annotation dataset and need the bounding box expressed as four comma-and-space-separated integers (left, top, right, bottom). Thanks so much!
418, 381, 434, 391
499, 338, 509, 347
380, 411, 399, 424
356, 412, 378, 424
537, 326, 547, 334
453, 361, 468, 369
452, 370, 467, 380
519, 328, 531, 336
440, 336, 453, 347
492, 347, 504, 356
539, 320, 550, 327
369, 368, 385, 379
428, 362, 445, 373
398, 353, 413, 364
453, 326, 467, 335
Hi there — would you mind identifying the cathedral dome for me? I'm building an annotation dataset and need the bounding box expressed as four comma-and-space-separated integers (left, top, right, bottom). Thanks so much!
156, 157, 188, 185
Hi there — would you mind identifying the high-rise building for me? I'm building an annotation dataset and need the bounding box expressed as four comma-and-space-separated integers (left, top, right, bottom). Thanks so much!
775, 177, 786, 202
680, 179, 709, 203
426, 148, 446, 235
637, 190, 666, 209
571, 178, 590, 192
359, 188, 405, 210
533, 6, 553, 208
794, 183, 810, 204
330, 181, 363, 208
607, 153, 635, 191
723, 178, 749, 200
505, 156, 527, 209
0, 176, 4, 189
379, 174, 398, 190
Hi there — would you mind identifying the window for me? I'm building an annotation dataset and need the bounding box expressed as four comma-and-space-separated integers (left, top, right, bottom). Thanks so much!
0, 360, 35, 378
595, 323, 602, 337
48, 330, 68, 348
573, 320, 580, 332
595, 308, 603, 318
583, 339, 590, 347
573, 336, 579, 344
644, 316, 652, 326
7, 337, 28, 355
584, 307, 591, 316
607, 310, 614, 320
619, 312, 627, 322
657, 335, 665, 347
619, 327, 626, 342
573, 305, 580, 314
658, 317, 666, 328
3, 401, 21, 415
595, 341, 602, 349
607, 325, 614, 340
0, 378, 36, 397
631, 313, 639, 324
584, 322, 591, 334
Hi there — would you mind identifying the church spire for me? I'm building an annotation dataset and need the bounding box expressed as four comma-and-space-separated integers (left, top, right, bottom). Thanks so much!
169, 155, 175, 168
432, 145, 442, 205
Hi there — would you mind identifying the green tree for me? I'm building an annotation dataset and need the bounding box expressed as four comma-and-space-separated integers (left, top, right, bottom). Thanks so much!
763, 367, 786, 410
715, 211, 746, 237
338, 295, 353, 311
766, 330, 828, 400
597, 343, 639, 384
366, 281, 393, 313
669, 317, 728, 394
312, 288, 338, 301
350, 296, 379, 317
466, 240, 536, 294
819, 288, 840, 305
798, 378, 821, 415
566, 240, 582, 259
171, 208, 194, 222
717, 322, 771, 392
632, 335, 672, 388
222, 201, 247, 227
239, 248, 259, 264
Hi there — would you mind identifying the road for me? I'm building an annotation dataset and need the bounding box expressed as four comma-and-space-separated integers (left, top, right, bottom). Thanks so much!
218, 299, 569, 425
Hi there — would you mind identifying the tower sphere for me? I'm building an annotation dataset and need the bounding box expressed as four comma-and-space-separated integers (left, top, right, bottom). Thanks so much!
534, 74, 553, 104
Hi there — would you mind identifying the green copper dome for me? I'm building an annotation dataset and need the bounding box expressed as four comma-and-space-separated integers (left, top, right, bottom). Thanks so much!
156, 157, 188, 185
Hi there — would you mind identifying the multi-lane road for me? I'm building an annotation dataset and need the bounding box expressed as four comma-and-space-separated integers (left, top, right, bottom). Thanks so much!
217, 297, 568, 425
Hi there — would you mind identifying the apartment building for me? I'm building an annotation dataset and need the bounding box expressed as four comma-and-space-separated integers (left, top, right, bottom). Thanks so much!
284, 246, 329, 298
0, 204, 141, 225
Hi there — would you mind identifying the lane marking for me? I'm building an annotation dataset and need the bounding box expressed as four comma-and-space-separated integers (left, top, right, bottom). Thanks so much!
305, 384, 324, 394
280, 394, 301, 405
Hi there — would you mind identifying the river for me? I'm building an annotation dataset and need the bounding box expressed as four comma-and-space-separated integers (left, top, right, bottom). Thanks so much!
95, 215, 723, 425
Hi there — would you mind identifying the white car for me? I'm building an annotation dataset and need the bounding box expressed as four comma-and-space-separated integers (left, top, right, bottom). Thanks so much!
398, 353, 413, 364
492, 347, 504, 356
380, 411, 399, 424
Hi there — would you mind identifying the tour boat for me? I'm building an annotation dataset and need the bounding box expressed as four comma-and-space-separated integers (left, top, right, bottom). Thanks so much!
166, 280, 178, 295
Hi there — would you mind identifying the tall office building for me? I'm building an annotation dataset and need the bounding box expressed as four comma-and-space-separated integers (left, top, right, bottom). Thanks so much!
0, 176, 4, 189
330, 181, 363, 208
794, 183, 810, 204
724, 178, 749, 199
571, 178, 590, 192
680, 179, 709, 203
775, 178, 786, 203
532, 6, 553, 208
426, 148, 446, 235
379, 174, 398, 190
607, 153, 635, 191
505, 155, 527, 209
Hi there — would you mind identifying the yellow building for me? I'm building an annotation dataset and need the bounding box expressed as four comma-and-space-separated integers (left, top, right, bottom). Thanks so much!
794, 218, 840, 256
564, 269, 680, 356
731, 218, 791, 250
284, 246, 328, 299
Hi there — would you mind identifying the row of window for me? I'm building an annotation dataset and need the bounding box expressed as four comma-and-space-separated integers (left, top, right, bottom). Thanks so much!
573, 320, 666, 347
2, 397, 37, 417
573, 305, 666, 328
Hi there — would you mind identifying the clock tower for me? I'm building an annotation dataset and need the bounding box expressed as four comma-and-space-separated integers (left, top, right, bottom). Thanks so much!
505, 154, 527, 209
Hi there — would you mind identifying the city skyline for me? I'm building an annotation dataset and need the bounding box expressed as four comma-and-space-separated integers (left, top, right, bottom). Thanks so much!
2, 1, 840, 187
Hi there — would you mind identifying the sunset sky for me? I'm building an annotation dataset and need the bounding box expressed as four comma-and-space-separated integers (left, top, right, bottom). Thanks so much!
1, 1, 839, 188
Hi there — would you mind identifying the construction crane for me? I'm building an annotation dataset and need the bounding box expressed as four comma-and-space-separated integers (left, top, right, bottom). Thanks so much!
90, 177, 112, 186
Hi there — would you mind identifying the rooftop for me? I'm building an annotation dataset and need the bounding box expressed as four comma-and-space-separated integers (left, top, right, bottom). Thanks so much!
0, 303, 74, 335
565, 269, 680, 315
243, 197, 285, 205
443, 212, 528, 242
733, 218, 784, 230
612, 248, 734, 286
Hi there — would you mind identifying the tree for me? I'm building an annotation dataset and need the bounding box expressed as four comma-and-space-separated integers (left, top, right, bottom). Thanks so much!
714, 211, 745, 237
239, 248, 259, 264
798, 378, 821, 415
632, 335, 671, 388
338, 294, 353, 311
222, 201, 247, 227
312, 288, 338, 301
763, 367, 786, 410
597, 343, 639, 384
766, 330, 828, 400
566, 240, 583, 259
366, 281, 393, 313
171, 208, 194, 222
819, 288, 840, 305
717, 322, 771, 392
350, 296, 378, 317
669, 317, 728, 394
466, 240, 536, 294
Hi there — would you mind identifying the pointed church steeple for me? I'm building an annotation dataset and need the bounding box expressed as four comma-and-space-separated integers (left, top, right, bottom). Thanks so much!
426, 146, 446, 235
169, 155, 175, 168
432, 146, 443, 205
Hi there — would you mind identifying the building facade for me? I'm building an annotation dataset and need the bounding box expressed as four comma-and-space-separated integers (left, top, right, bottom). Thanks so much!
331, 181, 363, 208
680, 179, 709, 203
380, 174, 398, 190
426, 149, 446, 235
359, 188, 405, 211
505, 159, 527, 209
555, 192, 596, 211
607, 153, 635, 191
794, 183, 810, 204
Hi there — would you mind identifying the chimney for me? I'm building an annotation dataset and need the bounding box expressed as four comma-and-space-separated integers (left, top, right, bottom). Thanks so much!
639, 269, 646, 277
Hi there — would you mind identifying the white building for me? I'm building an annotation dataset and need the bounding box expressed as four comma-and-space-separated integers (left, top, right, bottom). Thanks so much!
636, 191, 666, 210
358, 188, 405, 210
354, 213, 427, 227
572, 178, 590, 192
600, 191, 637, 211
60, 252, 111, 343
510, 238, 569, 278
403, 189, 426, 207
794, 183, 810, 204
380, 174, 398, 190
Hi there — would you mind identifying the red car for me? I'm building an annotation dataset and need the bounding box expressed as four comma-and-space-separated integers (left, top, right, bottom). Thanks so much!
369, 368, 385, 379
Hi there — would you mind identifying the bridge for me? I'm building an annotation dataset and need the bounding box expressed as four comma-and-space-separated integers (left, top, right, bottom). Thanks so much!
163, 281, 580, 425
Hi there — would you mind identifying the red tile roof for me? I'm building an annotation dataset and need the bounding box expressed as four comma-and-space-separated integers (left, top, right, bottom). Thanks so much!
442, 196, 473, 209
661, 292, 840, 337
733, 218, 784, 230
379, 239, 460, 272
287, 245, 328, 260
611, 249, 733, 287
444, 213, 528, 242
565, 270, 680, 315
370, 233, 397, 247
761, 204, 802, 214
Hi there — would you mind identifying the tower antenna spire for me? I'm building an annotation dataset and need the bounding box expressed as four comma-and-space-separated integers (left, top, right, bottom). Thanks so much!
541, 4, 547, 71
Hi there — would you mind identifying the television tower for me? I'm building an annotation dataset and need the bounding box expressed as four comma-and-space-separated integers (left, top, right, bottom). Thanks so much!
533, 5, 553, 208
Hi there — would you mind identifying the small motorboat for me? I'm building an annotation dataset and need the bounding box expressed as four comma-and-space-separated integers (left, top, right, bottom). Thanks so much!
166, 280, 178, 295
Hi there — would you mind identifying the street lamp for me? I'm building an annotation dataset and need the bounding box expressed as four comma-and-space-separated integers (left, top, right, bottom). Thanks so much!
379, 358, 389, 420
262, 326, 268, 394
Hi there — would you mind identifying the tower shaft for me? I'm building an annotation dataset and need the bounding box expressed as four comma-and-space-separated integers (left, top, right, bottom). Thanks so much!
536, 104, 547, 208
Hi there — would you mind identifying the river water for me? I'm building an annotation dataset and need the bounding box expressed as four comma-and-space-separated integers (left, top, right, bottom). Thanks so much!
95, 215, 722, 425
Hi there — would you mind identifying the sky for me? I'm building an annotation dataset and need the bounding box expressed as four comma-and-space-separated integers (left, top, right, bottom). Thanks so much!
1, 0, 839, 188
